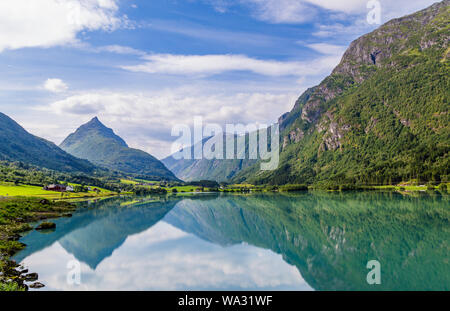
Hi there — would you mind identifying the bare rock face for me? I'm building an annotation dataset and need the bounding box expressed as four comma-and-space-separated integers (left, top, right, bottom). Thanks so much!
300, 80, 348, 124
301, 99, 323, 123
333, 1, 449, 81
282, 128, 305, 149
318, 113, 351, 152
290, 128, 305, 143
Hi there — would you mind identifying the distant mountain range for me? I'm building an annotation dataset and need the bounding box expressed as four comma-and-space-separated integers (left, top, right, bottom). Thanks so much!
0, 112, 95, 173
60, 117, 178, 181
167, 1, 450, 185
0, 113, 178, 181
162, 135, 256, 182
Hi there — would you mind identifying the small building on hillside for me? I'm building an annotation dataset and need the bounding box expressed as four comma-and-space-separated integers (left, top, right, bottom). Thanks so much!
66, 185, 74, 192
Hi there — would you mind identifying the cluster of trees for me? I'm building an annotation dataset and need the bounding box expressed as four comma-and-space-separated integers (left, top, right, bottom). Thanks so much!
186, 180, 220, 188
134, 187, 167, 195
0, 161, 157, 195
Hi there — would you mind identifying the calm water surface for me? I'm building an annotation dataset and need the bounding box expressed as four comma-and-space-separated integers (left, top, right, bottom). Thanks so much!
14, 192, 449, 291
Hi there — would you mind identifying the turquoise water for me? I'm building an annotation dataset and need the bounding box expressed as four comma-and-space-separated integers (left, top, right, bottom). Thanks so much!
14, 192, 449, 291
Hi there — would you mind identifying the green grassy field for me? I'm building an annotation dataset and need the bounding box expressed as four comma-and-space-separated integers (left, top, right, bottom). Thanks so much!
371, 183, 448, 191
165, 186, 202, 192
120, 179, 139, 185
135, 178, 159, 184
0, 182, 117, 199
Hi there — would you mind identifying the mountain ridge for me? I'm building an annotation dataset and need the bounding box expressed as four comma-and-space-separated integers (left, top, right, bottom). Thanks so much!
162, 134, 257, 182
61, 117, 179, 181
234, 0, 449, 185
0, 112, 96, 173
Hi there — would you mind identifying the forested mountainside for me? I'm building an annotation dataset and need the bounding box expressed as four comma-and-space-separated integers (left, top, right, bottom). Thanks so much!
0, 112, 96, 174
234, 1, 449, 186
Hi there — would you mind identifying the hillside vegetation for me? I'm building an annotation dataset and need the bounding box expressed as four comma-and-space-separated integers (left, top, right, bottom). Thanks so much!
0, 113, 95, 174
234, 1, 449, 186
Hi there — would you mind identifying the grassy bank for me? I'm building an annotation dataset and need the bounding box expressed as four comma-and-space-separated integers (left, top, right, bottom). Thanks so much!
0, 197, 77, 291
123, 179, 450, 194
0, 182, 118, 200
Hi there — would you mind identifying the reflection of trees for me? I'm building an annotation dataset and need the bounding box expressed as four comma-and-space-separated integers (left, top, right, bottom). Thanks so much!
165, 192, 449, 290
15, 192, 449, 290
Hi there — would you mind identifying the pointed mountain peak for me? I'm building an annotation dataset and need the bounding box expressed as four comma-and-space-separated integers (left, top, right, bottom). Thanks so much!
61, 117, 128, 148
84, 116, 106, 128
59, 115, 179, 181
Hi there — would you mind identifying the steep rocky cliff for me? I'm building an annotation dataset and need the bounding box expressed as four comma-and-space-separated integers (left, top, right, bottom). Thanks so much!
235, 1, 449, 185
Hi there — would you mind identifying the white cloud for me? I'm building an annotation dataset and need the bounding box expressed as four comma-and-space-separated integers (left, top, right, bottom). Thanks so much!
312, 20, 371, 38
206, 0, 440, 26
228, 0, 366, 24
96, 45, 147, 56
306, 43, 347, 55
34, 87, 299, 158
45, 90, 296, 129
121, 53, 342, 77
44, 79, 69, 93
30, 48, 345, 158
19, 222, 311, 290
242, 0, 314, 24
146, 19, 279, 47
0, 0, 124, 52
305, 0, 367, 13
204, 0, 231, 13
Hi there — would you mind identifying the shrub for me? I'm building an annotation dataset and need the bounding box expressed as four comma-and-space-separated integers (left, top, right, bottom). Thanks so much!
0, 281, 25, 291
35, 222, 56, 230
279, 184, 308, 192
437, 184, 447, 192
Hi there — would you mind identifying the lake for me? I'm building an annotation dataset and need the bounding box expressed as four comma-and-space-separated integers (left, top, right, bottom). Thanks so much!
13, 192, 449, 291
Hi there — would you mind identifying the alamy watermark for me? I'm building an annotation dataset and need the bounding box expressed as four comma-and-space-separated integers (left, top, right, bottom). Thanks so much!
366, 260, 381, 285
170, 117, 280, 171
67, 260, 81, 286
367, 0, 382, 25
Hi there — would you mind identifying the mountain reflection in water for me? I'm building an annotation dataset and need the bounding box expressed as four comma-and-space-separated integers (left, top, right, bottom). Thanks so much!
14, 192, 449, 291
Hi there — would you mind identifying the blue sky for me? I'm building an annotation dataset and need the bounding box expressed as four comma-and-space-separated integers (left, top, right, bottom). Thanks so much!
0, 0, 440, 158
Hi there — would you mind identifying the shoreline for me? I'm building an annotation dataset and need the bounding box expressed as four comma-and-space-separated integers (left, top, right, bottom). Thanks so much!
1, 188, 447, 291
0, 197, 79, 291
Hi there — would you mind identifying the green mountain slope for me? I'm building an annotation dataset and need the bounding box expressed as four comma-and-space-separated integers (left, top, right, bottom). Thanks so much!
235, 1, 450, 185
60, 117, 178, 181
162, 135, 257, 182
0, 112, 95, 173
